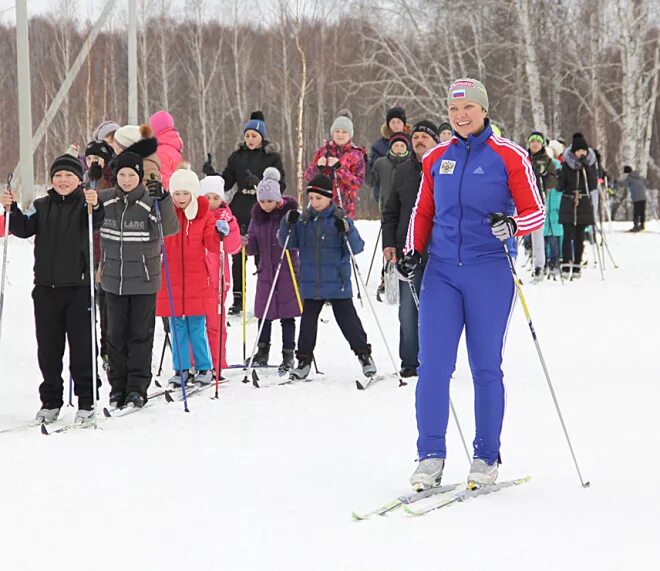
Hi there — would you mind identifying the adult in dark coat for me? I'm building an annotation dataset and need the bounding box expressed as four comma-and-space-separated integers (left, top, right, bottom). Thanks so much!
381, 120, 439, 376
556, 132, 597, 277
203, 111, 286, 315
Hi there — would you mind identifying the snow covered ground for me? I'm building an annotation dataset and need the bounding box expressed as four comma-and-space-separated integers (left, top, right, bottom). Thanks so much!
0, 220, 657, 571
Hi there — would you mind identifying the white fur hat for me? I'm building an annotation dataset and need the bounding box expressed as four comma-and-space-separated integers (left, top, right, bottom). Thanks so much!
169, 168, 201, 220
114, 125, 142, 149
199, 175, 225, 197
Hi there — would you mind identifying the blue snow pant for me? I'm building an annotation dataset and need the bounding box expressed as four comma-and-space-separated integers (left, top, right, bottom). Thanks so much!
398, 263, 425, 370
169, 315, 213, 372
416, 257, 516, 464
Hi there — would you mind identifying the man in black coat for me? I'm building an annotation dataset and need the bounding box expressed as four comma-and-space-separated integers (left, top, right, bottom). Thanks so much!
381, 120, 439, 377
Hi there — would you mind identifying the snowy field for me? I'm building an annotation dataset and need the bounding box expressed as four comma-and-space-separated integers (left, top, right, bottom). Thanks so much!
0, 220, 657, 571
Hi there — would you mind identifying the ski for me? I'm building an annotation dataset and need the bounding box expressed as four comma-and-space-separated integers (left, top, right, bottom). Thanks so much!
227, 363, 278, 370
41, 418, 99, 435
352, 483, 461, 521
0, 419, 46, 435
403, 476, 531, 516
166, 381, 215, 401
356, 373, 401, 390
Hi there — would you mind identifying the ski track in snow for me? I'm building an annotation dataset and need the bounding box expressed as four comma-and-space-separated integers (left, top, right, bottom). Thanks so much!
0, 221, 656, 570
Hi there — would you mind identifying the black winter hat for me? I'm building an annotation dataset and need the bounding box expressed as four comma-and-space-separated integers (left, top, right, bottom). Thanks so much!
113, 152, 144, 180
306, 174, 333, 199
386, 106, 407, 126
438, 122, 452, 134
571, 132, 589, 153
85, 140, 113, 164
413, 120, 440, 141
50, 154, 84, 181
623, 165, 633, 174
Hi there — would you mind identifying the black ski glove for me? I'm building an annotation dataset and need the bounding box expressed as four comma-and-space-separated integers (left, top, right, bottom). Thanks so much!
397, 251, 422, 280
202, 153, 216, 176
147, 178, 166, 200
488, 212, 517, 241
285, 209, 300, 226
245, 169, 260, 190
333, 208, 349, 234
88, 162, 103, 183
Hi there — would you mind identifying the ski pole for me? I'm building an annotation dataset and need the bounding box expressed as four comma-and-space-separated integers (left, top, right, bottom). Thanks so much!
285, 249, 303, 313
365, 226, 382, 286
68, 373, 74, 407
500, 239, 590, 488
86, 179, 99, 425
243, 229, 293, 388
153, 188, 189, 412
0, 172, 13, 349
241, 245, 247, 363
156, 332, 170, 378
212, 236, 226, 400
340, 229, 406, 387
407, 279, 470, 464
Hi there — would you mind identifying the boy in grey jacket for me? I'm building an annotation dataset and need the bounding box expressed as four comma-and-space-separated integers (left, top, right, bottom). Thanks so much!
621, 165, 648, 232
99, 152, 179, 408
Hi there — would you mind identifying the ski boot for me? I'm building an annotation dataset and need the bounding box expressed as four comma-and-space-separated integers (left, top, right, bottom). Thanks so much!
194, 370, 213, 386
572, 267, 582, 280
357, 346, 377, 377
278, 349, 295, 374
399, 367, 418, 378
376, 277, 385, 302
125, 392, 145, 409
35, 407, 60, 424
228, 293, 242, 316
532, 267, 543, 283
168, 370, 190, 389
74, 408, 95, 425
410, 458, 445, 492
290, 354, 312, 380
249, 342, 270, 367
467, 458, 498, 487
109, 391, 125, 410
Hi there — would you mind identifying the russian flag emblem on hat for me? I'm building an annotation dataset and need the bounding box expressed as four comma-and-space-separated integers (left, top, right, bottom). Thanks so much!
452, 89, 466, 98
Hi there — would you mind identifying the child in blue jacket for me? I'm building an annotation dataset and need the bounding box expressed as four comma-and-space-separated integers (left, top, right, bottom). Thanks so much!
278, 174, 376, 380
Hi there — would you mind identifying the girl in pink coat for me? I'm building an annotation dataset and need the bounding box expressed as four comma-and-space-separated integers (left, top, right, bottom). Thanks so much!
200, 175, 241, 372
149, 110, 184, 189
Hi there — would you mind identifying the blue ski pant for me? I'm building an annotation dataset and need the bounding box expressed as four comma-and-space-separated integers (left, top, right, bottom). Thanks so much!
416, 257, 516, 464
169, 315, 212, 372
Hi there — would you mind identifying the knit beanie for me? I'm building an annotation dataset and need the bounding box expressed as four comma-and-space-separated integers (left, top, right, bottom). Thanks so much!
199, 175, 225, 197
528, 131, 545, 145
330, 109, 354, 139
306, 174, 333, 199
389, 133, 411, 151
413, 120, 440, 142
438, 122, 452, 134
623, 165, 633, 174
149, 110, 175, 136
571, 132, 589, 153
447, 78, 489, 112
93, 120, 121, 142
386, 106, 407, 127
50, 154, 84, 181
256, 167, 282, 202
114, 125, 143, 149
243, 110, 267, 140
85, 140, 113, 164
113, 152, 144, 180
170, 168, 201, 220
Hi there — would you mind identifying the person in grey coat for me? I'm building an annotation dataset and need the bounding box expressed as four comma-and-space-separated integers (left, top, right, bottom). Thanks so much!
366, 133, 412, 210
99, 152, 179, 408
621, 165, 648, 232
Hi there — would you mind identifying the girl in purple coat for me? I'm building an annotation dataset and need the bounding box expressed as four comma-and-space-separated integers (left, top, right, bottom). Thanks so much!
246, 167, 301, 372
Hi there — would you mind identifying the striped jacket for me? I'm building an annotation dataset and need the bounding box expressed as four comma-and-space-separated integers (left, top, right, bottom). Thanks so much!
99, 185, 179, 295
406, 121, 544, 264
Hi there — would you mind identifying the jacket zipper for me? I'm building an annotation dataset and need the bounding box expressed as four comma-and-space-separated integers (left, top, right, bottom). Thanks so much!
119, 199, 128, 295
456, 142, 471, 266
316, 218, 322, 298
181, 217, 186, 317
142, 254, 150, 281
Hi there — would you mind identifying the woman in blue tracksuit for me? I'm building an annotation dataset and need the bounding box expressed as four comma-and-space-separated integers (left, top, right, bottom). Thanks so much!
401, 78, 545, 490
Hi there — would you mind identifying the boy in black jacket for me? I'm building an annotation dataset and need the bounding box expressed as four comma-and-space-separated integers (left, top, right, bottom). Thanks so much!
1, 155, 104, 423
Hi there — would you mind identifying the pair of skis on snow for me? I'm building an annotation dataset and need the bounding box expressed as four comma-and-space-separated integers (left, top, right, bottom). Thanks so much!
352, 476, 531, 519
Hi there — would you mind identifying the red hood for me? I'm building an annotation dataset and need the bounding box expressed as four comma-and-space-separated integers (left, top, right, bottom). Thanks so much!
157, 128, 183, 153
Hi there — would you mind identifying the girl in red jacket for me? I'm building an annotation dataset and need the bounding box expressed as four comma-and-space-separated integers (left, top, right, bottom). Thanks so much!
199, 175, 241, 373
157, 169, 228, 387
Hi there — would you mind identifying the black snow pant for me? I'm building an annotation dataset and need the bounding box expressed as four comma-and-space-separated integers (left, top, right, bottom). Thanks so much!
33, 285, 95, 410
97, 285, 107, 358
105, 292, 156, 400
633, 200, 646, 229
297, 298, 368, 358
561, 224, 587, 265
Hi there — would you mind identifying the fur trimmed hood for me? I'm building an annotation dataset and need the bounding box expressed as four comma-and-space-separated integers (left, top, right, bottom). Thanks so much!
250, 194, 299, 224
124, 137, 159, 159
236, 140, 279, 154
563, 147, 596, 171
380, 123, 413, 139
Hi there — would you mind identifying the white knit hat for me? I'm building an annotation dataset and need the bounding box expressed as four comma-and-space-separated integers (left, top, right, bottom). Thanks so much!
199, 175, 225, 197
169, 168, 201, 220
114, 125, 142, 149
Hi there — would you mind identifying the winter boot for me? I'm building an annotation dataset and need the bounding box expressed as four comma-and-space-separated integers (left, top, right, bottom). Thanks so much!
376, 276, 385, 302
35, 407, 60, 424
572, 267, 582, 279
109, 391, 125, 410
228, 293, 242, 316
410, 458, 445, 492
278, 349, 295, 373
250, 342, 270, 367
194, 370, 214, 386
168, 370, 190, 389
532, 267, 543, 283
290, 354, 312, 380
74, 408, 95, 425
468, 458, 498, 487
399, 367, 418, 378
125, 392, 145, 409
357, 346, 377, 377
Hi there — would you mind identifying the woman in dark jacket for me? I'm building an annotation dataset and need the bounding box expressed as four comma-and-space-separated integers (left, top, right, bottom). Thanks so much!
557, 132, 597, 278
203, 111, 286, 315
